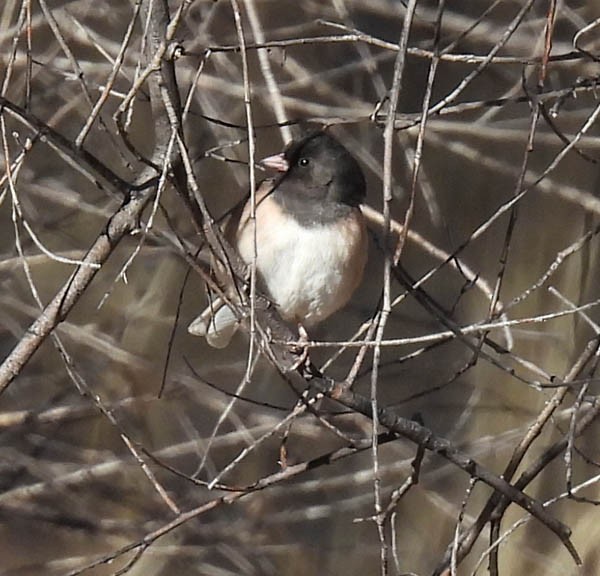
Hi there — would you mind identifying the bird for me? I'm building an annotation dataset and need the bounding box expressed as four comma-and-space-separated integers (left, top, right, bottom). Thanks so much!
188, 131, 368, 348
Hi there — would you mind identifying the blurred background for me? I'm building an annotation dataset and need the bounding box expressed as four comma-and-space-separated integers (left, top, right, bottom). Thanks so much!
1, 0, 600, 574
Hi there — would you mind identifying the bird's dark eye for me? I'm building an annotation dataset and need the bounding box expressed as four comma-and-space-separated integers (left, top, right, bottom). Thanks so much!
299, 158, 310, 166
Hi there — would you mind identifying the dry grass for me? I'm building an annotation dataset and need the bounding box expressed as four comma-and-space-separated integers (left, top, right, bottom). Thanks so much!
1, 1, 600, 575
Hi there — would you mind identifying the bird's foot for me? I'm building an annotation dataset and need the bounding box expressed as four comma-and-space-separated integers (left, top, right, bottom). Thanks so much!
289, 324, 311, 371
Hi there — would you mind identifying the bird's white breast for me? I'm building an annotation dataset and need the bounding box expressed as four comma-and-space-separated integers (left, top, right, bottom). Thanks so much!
236, 198, 367, 326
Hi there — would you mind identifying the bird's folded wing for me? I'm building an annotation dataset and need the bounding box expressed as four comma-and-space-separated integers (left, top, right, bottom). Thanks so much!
187, 179, 276, 348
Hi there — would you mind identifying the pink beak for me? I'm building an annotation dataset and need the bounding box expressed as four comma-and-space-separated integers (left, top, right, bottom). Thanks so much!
260, 152, 289, 173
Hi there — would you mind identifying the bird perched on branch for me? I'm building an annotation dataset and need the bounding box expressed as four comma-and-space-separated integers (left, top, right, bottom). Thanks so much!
188, 131, 368, 348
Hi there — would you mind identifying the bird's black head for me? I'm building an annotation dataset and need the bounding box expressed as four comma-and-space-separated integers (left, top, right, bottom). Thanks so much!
281, 132, 366, 208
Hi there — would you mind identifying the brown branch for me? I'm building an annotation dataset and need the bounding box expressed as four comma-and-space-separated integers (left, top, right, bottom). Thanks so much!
302, 366, 581, 566
0, 0, 190, 394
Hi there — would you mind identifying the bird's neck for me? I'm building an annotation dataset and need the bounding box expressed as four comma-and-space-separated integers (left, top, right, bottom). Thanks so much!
272, 187, 353, 227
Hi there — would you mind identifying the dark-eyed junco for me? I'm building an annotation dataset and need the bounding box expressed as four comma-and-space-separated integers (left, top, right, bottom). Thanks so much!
188, 131, 368, 348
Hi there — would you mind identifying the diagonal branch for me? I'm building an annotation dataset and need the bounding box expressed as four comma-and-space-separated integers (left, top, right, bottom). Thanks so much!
0, 0, 190, 395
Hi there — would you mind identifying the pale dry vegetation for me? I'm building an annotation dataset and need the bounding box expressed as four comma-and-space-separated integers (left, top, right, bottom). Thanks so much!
1, 1, 600, 575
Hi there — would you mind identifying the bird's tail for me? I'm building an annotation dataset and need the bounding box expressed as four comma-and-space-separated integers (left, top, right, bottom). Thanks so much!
188, 298, 239, 348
